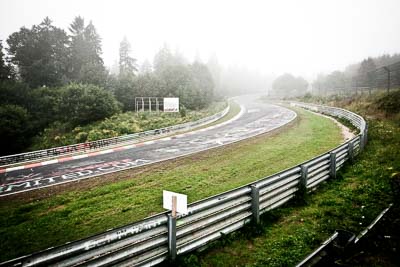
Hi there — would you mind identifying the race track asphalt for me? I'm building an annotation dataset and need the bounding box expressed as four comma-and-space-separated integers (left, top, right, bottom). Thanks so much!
0, 95, 296, 196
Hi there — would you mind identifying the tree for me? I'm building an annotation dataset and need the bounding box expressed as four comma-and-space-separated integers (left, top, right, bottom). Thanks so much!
325, 71, 346, 92
0, 104, 31, 155
68, 16, 86, 81
0, 41, 14, 81
119, 37, 137, 77
28, 87, 62, 130
0, 80, 30, 107
140, 59, 152, 74
68, 17, 107, 86
153, 44, 187, 73
7, 17, 70, 88
58, 83, 121, 126
189, 62, 214, 108
271, 73, 308, 98
114, 75, 137, 111
206, 53, 221, 93
153, 44, 174, 73
357, 58, 377, 88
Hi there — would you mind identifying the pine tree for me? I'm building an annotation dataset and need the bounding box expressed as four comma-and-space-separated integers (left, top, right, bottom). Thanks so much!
68, 17, 107, 85
119, 36, 137, 77
358, 58, 377, 88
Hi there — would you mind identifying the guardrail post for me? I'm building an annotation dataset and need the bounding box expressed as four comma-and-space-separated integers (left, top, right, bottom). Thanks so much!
364, 125, 368, 147
299, 164, 308, 196
360, 134, 365, 151
348, 141, 354, 162
330, 152, 337, 179
250, 185, 260, 224
167, 215, 177, 261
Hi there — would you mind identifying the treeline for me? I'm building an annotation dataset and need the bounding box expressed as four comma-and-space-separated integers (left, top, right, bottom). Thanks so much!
268, 54, 400, 98
313, 54, 400, 94
0, 17, 214, 155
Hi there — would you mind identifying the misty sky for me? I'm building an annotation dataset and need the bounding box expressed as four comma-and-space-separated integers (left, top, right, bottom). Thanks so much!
1, 0, 399, 79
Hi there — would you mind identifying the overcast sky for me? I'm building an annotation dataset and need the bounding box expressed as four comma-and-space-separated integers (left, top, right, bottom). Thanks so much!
1, 0, 399, 79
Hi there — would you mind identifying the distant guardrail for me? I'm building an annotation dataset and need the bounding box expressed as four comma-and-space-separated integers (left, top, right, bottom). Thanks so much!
0, 105, 230, 167
0, 102, 367, 267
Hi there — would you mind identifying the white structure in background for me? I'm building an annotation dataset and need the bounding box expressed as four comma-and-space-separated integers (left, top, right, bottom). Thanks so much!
163, 97, 179, 112
135, 97, 179, 112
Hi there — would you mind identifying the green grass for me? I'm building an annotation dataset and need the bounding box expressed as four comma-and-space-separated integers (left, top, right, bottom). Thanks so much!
0, 107, 343, 262
177, 94, 399, 267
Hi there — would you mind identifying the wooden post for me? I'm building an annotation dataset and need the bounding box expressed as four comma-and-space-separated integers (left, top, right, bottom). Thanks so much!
172, 195, 177, 218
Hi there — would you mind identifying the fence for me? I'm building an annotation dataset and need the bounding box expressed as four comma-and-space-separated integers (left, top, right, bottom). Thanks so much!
0, 105, 230, 167
0, 102, 367, 267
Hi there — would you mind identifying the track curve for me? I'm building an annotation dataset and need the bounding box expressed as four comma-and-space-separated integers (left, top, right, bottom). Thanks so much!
0, 95, 296, 197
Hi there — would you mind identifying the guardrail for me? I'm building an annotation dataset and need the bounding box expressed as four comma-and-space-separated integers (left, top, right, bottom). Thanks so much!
296, 204, 392, 267
0, 102, 367, 267
0, 105, 230, 167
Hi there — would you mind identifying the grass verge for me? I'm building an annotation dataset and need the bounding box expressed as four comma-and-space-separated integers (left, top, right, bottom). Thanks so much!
0, 107, 342, 262
178, 93, 399, 267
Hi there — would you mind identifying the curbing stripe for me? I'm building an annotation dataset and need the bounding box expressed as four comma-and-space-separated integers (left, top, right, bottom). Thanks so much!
99, 149, 114, 155
59, 157, 74, 162
25, 163, 42, 169
72, 154, 89, 160
6, 166, 25, 172
41, 159, 59, 166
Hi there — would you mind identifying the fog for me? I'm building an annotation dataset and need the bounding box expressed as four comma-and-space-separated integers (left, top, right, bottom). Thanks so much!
1, 0, 400, 88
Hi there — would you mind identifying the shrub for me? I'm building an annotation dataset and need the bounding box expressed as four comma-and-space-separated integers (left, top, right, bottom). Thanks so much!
58, 83, 121, 126
0, 104, 31, 155
375, 90, 400, 115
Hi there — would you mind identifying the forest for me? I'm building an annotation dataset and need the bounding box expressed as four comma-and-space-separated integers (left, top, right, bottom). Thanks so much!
0, 17, 215, 155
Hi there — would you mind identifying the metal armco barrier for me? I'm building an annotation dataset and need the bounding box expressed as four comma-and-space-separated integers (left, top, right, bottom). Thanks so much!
0, 105, 230, 167
296, 204, 393, 267
0, 102, 367, 267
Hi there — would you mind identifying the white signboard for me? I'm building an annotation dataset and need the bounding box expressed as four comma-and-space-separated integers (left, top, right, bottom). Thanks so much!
163, 190, 188, 215
163, 97, 179, 112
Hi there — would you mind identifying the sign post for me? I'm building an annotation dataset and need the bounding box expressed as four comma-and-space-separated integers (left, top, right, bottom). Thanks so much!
163, 190, 187, 261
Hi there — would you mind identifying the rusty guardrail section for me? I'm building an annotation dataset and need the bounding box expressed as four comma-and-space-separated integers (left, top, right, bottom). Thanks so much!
0, 102, 367, 267
0, 104, 230, 167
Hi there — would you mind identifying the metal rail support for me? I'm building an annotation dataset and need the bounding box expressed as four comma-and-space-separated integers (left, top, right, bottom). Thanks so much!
360, 134, 365, 151
251, 185, 260, 224
364, 126, 368, 147
168, 215, 177, 261
348, 141, 354, 162
330, 152, 337, 179
300, 164, 308, 195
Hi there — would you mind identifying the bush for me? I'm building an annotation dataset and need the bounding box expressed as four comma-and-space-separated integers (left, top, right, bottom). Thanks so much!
376, 90, 400, 114
0, 104, 31, 155
58, 83, 121, 126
